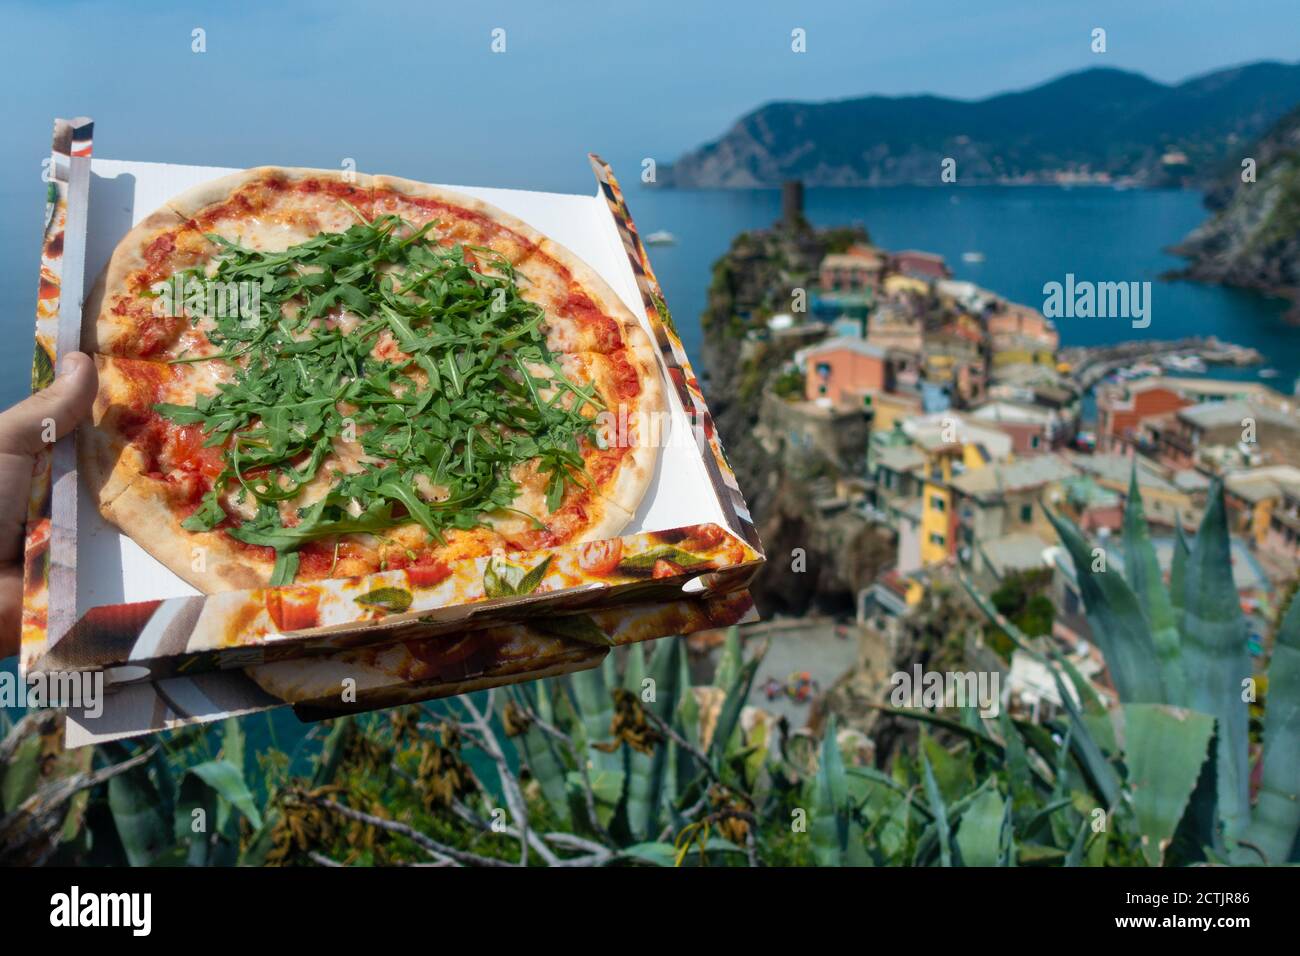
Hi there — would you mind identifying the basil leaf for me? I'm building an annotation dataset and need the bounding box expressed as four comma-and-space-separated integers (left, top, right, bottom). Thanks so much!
514, 555, 553, 595
532, 613, 612, 647
355, 587, 413, 614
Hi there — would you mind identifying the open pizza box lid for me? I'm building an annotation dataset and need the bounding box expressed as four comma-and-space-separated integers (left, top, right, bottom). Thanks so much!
21, 118, 764, 745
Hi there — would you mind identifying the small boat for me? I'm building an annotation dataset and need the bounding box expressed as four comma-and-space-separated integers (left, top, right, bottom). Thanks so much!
961, 251, 984, 264
1163, 354, 1207, 374
1259, 368, 1279, 379
644, 230, 676, 246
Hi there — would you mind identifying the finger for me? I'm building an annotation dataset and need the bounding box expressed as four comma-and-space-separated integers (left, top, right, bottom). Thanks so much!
0, 563, 21, 659
0, 351, 98, 457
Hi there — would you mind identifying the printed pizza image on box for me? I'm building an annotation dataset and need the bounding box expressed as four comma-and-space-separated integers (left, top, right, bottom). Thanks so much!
23, 118, 763, 744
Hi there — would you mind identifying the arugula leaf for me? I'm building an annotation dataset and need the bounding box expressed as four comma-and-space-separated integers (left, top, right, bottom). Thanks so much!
269, 552, 299, 587
181, 490, 227, 532
154, 211, 605, 584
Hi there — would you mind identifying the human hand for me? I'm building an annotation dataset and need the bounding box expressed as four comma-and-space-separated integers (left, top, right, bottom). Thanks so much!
0, 351, 97, 659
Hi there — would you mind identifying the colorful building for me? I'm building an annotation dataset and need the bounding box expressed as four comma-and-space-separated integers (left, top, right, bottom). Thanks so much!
1225, 465, 1300, 556
802, 336, 889, 406
892, 250, 951, 281
819, 245, 886, 293
902, 414, 1013, 565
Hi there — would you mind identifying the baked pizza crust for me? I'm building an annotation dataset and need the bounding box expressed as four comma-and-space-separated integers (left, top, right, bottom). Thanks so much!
82, 209, 188, 356
370, 174, 554, 265
599, 320, 666, 517
104, 475, 272, 592
163, 165, 373, 221
529, 237, 648, 352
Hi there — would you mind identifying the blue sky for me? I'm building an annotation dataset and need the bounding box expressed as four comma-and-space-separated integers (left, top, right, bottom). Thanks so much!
2, 0, 1299, 193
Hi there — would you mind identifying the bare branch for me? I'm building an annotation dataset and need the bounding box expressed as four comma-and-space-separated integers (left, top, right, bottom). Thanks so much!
457, 693, 539, 867
505, 693, 615, 845
641, 707, 719, 783
300, 794, 510, 868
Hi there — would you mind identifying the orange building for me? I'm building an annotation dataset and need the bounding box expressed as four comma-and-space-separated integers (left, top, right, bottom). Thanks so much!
1096, 380, 1193, 453
804, 337, 888, 406
986, 303, 1059, 350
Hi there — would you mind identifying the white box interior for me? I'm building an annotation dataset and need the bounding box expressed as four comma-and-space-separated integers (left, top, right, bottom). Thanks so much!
76, 160, 726, 616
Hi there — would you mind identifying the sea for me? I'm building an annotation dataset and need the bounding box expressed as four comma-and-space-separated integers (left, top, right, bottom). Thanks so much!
619, 184, 1300, 392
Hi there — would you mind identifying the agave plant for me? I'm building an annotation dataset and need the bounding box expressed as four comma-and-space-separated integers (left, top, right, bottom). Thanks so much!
500, 628, 770, 865
103, 718, 264, 866
962, 470, 1299, 865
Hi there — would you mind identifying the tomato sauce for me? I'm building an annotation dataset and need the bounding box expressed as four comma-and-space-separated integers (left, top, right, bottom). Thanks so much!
605, 351, 641, 399
562, 290, 622, 350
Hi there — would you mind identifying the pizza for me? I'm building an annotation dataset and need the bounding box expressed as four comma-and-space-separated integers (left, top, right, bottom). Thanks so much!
80, 167, 665, 593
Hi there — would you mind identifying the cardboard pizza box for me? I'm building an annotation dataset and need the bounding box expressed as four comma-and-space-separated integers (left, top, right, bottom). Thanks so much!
23, 118, 765, 742
62, 590, 755, 747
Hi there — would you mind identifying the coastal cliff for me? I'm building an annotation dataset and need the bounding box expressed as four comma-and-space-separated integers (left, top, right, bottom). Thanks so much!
1172, 107, 1300, 320
700, 219, 893, 616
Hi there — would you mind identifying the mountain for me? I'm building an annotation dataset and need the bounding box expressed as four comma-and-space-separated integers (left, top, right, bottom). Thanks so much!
660, 62, 1300, 188
1171, 106, 1300, 320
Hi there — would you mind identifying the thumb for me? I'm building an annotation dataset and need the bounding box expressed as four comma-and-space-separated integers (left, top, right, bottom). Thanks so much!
0, 351, 98, 457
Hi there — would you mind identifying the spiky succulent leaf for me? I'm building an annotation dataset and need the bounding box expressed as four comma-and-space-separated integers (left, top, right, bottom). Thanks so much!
1122, 467, 1187, 705
1239, 596, 1300, 863
1180, 482, 1251, 841
621, 643, 656, 838
921, 732, 974, 804
955, 785, 1006, 866
1122, 703, 1215, 866
1050, 669, 1121, 808
1045, 506, 1165, 703
994, 708, 1037, 814
510, 683, 572, 827
919, 739, 953, 866
810, 715, 849, 866
631, 637, 684, 838
714, 626, 742, 695
570, 663, 620, 774
569, 661, 624, 826
1170, 523, 1191, 636
1052, 650, 1117, 752
672, 648, 701, 803
709, 652, 760, 766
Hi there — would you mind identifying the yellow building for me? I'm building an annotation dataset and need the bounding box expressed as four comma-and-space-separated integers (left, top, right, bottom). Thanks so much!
919, 447, 960, 565
884, 274, 929, 298
904, 415, 1011, 566
1225, 466, 1300, 546
868, 391, 923, 436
